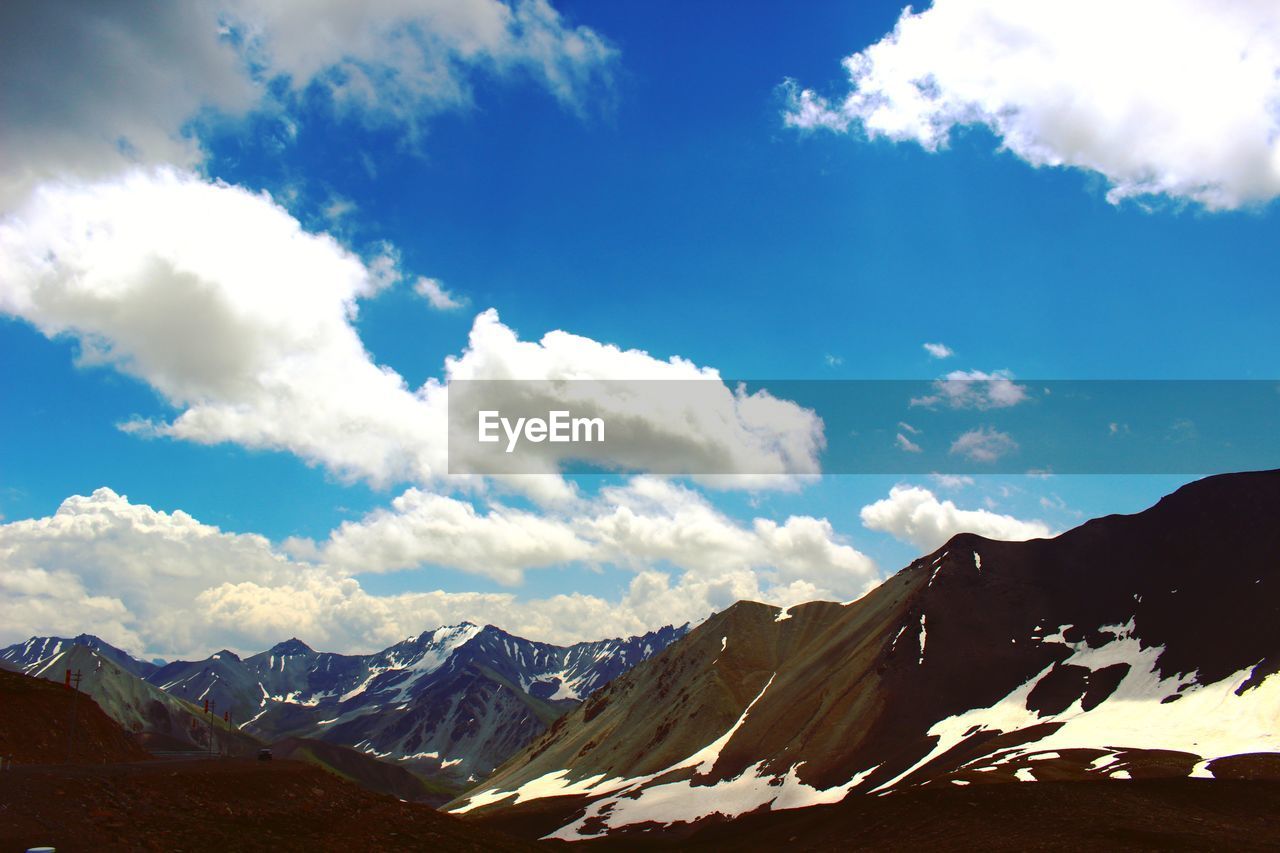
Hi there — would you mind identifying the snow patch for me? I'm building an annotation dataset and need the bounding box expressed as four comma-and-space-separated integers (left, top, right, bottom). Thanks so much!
917, 615, 928, 665
872, 617, 1280, 794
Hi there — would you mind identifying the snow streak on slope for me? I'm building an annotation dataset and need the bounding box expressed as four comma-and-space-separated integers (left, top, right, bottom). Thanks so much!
454, 670, 891, 838
451, 674, 777, 818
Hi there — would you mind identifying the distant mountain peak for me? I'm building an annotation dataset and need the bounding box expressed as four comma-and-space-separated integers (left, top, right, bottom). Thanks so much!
401, 622, 482, 646
268, 637, 313, 656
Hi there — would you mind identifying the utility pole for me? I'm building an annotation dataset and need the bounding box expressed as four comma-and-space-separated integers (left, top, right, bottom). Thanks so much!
207, 698, 217, 759
65, 669, 82, 764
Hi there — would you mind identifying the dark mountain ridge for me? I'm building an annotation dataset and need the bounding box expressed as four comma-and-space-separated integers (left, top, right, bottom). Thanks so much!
450, 470, 1280, 841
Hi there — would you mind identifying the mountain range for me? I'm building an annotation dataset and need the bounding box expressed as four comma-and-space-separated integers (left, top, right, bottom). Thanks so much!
0, 621, 686, 793
448, 469, 1280, 842
6, 470, 1279, 845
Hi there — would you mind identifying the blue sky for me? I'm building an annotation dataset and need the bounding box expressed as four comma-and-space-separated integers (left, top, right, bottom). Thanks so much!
1, 0, 1277, 657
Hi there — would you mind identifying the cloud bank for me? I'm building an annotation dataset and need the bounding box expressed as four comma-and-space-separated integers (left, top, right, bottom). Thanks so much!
0, 486, 879, 659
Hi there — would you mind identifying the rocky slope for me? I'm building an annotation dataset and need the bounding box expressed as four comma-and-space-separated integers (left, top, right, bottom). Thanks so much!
450, 469, 1280, 841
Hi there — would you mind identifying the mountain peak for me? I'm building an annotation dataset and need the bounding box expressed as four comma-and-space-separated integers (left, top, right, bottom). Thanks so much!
402, 622, 480, 645
268, 637, 313, 656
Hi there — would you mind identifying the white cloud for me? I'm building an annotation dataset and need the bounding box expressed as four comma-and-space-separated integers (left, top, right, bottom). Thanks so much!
445, 309, 826, 485
0, 169, 824, 493
784, 0, 1280, 210
911, 369, 1028, 410
0, 3, 255, 209
923, 342, 954, 359
950, 426, 1019, 463
320, 488, 594, 585
227, 0, 616, 128
318, 476, 878, 596
0, 485, 879, 658
824, 353, 843, 367
0, 0, 615, 209
0, 488, 304, 657
895, 432, 923, 454
414, 276, 467, 310
584, 477, 877, 597
860, 484, 1052, 552
0, 168, 447, 489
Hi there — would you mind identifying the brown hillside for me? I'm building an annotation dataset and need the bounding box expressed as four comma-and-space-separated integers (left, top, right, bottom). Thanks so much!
0, 667, 149, 765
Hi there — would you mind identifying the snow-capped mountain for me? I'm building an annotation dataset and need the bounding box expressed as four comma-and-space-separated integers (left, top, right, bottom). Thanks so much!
5, 619, 684, 787
293, 623, 688, 786
149, 637, 371, 726
449, 469, 1280, 841
0, 633, 160, 680
5, 622, 684, 788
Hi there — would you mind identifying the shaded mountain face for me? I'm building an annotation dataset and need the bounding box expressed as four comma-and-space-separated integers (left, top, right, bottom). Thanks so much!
22, 622, 685, 787
0, 634, 160, 680
0, 642, 259, 755
450, 469, 1280, 841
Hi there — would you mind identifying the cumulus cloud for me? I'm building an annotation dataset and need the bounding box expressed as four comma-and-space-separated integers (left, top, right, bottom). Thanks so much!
784, 0, 1280, 209
0, 169, 824, 493
0, 486, 878, 658
0, 168, 447, 488
319, 489, 594, 584
0, 0, 615, 209
0, 2, 254, 209
923, 342, 953, 359
860, 484, 1052, 552
0, 488, 305, 657
317, 476, 878, 596
911, 369, 1029, 410
583, 477, 877, 596
950, 426, 1018, 463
